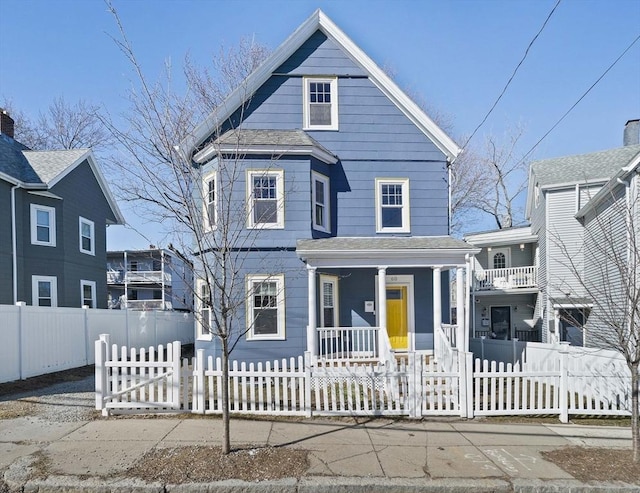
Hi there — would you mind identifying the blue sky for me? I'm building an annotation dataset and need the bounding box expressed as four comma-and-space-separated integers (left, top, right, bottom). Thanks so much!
1, 0, 639, 249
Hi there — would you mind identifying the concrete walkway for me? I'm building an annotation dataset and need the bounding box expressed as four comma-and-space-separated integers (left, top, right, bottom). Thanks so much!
1, 416, 636, 492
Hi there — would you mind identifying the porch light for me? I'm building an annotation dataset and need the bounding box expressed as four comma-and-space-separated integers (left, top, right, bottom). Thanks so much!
487, 247, 492, 252
520, 243, 525, 251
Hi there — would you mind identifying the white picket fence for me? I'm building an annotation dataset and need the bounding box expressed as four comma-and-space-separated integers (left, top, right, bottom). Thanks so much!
95, 333, 638, 420
0, 304, 194, 383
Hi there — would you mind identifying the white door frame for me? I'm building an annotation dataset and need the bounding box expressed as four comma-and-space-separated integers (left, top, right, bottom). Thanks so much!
375, 274, 415, 351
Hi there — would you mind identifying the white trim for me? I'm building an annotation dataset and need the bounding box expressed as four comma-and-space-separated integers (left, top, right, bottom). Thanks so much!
30, 204, 56, 247
464, 225, 536, 247
246, 169, 285, 229
490, 247, 511, 269
311, 171, 330, 233
303, 76, 339, 131
196, 279, 213, 341
183, 10, 460, 161
80, 280, 97, 308
375, 274, 415, 351
375, 178, 410, 233
246, 274, 286, 341
319, 274, 339, 328
32, 275, 57, 307
203, 171, 218, 231
79, 217, 95, 256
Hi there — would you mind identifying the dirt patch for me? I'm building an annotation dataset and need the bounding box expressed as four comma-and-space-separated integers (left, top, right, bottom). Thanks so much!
542, 447, 639, 484
0, 400, 37, 419
0, 366, 94, 398
125, 445, 309, 483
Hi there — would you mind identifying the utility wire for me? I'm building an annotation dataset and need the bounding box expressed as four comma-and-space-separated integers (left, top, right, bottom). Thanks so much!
460, 0, 562, 151
520, 32, 640, 163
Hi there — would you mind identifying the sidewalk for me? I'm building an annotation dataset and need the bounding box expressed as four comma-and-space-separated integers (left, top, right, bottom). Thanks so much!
1, 416, 636, 492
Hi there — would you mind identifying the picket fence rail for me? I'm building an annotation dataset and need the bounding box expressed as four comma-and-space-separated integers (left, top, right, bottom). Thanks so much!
95, 334, 638, 420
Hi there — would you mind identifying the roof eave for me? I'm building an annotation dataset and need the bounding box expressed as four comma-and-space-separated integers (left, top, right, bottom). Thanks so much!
194, 142, 338, 165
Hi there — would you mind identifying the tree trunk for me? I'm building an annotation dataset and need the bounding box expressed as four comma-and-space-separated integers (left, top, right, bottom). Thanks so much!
221, 338, 231, 454
632, 363, 639, 462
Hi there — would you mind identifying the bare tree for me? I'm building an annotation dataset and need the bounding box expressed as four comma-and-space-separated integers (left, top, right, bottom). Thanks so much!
1, 97, 113, 151
104, 3, 274, 454
551, 181, 639, 461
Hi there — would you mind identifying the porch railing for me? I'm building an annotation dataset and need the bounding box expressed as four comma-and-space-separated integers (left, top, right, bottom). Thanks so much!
316, 326, 379, 362
473, 266, 537, 291
472, 329, 541, 342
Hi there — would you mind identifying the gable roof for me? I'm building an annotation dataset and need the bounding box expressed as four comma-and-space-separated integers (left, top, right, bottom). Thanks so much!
23, 148, 90, 184
184, 9, 461, 161
525, 144, 640, 217
0, 134, 44, 185
194, 128, 338, 164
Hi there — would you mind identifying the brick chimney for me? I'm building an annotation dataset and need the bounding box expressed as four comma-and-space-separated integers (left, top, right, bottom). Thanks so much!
623, 119, 639, 146
0, 109, 15, 139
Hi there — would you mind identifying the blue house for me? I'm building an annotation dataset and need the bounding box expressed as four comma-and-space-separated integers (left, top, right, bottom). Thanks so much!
186, 10, 478, 363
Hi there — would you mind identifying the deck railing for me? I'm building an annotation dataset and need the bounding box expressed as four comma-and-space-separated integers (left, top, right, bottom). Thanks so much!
473, 266, 537, 291
316, 326, 379, 362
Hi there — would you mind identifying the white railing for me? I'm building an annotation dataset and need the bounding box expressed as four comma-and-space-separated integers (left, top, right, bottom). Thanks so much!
316, 326, 379, 362
125, 299, 172, 311
125, 271, 171, 284
441, 323, 458, 348
473, 266, 538, 291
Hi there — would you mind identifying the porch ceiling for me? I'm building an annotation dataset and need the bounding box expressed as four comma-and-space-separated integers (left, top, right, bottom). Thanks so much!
296, 236, 479, 268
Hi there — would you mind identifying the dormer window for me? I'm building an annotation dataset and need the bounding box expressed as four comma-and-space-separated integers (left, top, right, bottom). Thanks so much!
303, 77, 338, 130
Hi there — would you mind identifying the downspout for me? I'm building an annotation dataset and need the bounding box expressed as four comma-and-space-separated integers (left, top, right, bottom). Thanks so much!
11, 184, 20, 304
447, 158, 452, 235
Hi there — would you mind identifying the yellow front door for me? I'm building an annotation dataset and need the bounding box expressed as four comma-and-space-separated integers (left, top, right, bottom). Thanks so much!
386, 286, 408, 350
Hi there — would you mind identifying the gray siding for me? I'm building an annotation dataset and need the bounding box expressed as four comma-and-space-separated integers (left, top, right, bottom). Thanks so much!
472, 293, 538, 336
0, 180, 13, 304
475, 243, 535, 270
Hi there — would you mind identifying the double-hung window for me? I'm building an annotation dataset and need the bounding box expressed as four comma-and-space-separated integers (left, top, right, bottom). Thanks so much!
375, 178, 410, 233
203, 172, 217, 230
32, 275, 57, 307
197, 280, 212, 339
30, 204, 56, 246
303, 77, 338, 130
79, 217, 95, 255
247, 274, 285, 340
320, 275, 339, 327
312, 171, 330, 232
80, 280, 96, 308
247, 169, 284, 229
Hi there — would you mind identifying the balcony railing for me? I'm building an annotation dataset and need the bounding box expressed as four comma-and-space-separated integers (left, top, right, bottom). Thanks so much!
124, 299, 172, 311
107, 270, 171, 285
473, 266, 538, 291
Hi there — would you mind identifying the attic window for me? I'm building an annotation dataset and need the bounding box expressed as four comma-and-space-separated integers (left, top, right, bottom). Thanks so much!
303, 77, 338, 130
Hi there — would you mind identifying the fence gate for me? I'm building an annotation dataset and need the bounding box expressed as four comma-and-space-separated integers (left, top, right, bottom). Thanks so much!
95, 334, 181, 416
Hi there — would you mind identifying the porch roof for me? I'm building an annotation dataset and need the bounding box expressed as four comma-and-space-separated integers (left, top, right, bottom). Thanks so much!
296, 236, 479, 268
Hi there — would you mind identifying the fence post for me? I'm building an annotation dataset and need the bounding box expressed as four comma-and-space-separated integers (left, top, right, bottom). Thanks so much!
512, 338, 519, 366
196, 349, 205, 414
304, 351, 312, 418
559, 343, 570, 423
16, 302, 25, 380
410, 352, 421, 418
83, 305, 90, 366
172, 341, 181, 410
95, 334, 110, 416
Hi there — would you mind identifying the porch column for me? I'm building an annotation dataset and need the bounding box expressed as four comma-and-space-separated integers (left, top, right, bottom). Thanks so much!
456, 266, 465, 351
377, 267, 387, 355
307, 265, 317, 356
433, 266, 442, 334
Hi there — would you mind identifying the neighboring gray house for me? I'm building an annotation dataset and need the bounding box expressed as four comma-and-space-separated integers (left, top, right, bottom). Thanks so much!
185, 10, 478, 363
0, 110, 125, 308
107, 248, 193, 312
465, 120, 640, 348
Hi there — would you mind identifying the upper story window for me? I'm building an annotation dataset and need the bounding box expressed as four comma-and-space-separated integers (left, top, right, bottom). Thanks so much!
32, 275, 57, 307
247, 169, 284, 229
203, 172, 217, 230
490, 248, 510, 269
79, 217, 95, 255
30, 204, 56, 247
312, 171, 330, 232
247, 274, 286, 340
375, 178, 410, 233
81, 280, 96, 308
303, 77, 338, 130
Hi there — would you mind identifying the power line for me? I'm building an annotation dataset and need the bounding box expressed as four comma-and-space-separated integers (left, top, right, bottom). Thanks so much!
461, 0, 562, 151
520, 32, 640, 163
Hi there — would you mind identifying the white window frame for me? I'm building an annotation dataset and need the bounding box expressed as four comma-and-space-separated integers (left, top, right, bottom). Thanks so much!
196, 279, 213, 340
203, 171, 217, 231
79, 217, 95, 255
246, 274, 286, 341
80, 280, 97, 308
32, 275, 58, 307
303, 76, 339, 131
319, 274, 339, 328
312, 171, 330, 233
30, 204, 56, 246
490, 247, 511, 269
375, 178, 410, 233
246, 169, 285, 229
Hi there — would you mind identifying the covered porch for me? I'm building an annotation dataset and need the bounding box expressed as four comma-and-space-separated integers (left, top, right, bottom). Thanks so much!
296, 237, 479, 364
